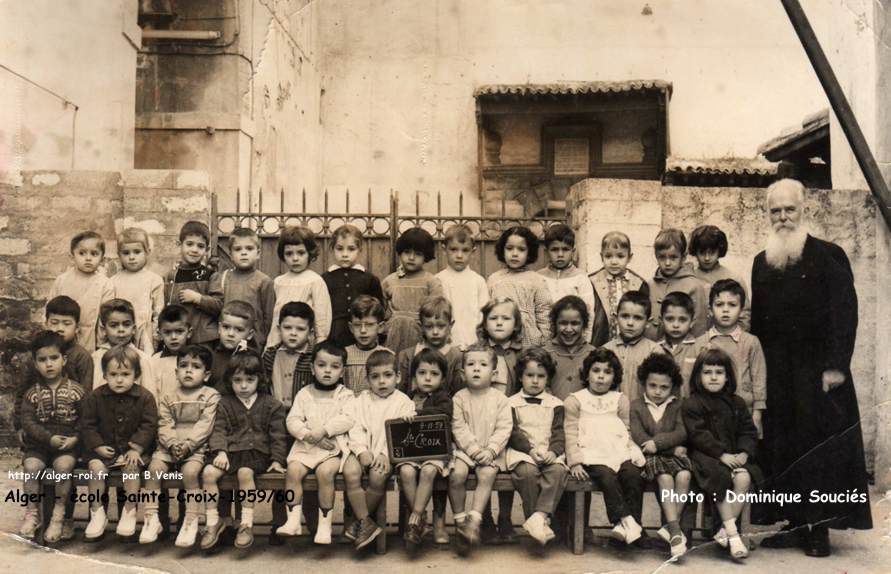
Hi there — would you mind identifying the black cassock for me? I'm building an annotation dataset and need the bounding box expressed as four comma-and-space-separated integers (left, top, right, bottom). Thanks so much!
751, 235, 871, 529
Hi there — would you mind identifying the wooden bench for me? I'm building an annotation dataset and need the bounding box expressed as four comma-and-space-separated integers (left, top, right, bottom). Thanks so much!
40, 472, 706, 555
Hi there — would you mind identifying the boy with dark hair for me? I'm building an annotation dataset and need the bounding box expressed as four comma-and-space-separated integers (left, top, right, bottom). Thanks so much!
658, 291, 705, 397
151, 304, 193, 400
48, 230, 115, 351
646, 229, 709, 341
19, 331, 86, 542
343, 295, 389, 394
537, 224, 603, 345
91, 298, 157, 397
603, 291, 665, 403
164, 220, 223, 345
210, 300, 258, 388
588, 231, 648, 345
262, 301, 316, 407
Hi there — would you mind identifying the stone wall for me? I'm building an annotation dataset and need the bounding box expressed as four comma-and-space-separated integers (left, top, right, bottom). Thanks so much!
0, 169, 210, 441
570, 178, 889, 488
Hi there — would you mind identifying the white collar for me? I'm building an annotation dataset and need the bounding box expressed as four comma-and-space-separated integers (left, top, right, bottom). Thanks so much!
643, 394, 675, 409
708, 325, 742, 343
238, 394, 258, 409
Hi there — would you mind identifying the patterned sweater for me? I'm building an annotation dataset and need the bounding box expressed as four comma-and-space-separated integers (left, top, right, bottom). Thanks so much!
21, 378, 87, 450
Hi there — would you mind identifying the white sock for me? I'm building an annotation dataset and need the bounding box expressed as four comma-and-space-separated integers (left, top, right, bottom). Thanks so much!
723, 519, 739, 537
206, 508, 219, 527
454, 512, 467, 523
242, 508, 254, 527
468, 510, 482, 521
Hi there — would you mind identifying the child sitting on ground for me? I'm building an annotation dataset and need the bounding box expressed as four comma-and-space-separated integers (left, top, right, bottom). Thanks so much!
689, 224, 751, 330
398, 349, 454, 549
657, 291, 705, 397
201, 351, 287, 550
343, 295, 390, 394
565, 348, 646, 546
323, 224, 384, 348
164, 221, 222, 345
435, 224, 489, 348
18, 331, 87, 542
487, 226, 552, 347
91, 299, 157, 397
80, 345, 158, 541
506, 348, 568, 546
603, 290, 665, 403
347, 349, 415, 543
278, 342, 382, 549
48, 230, 115, 351
544, 295, 596, 401
646, 229, 709, 340
268, 225, 331, 347
139, 345, 220, 547
683, 349, 761, 561
537, 224, 602, 345
449, 343, 513, 554
629, 353, 692, 559
219, 227, 276, 349
588, 231, 648, 345
382, 227, 443, 354
110, 227, 164, 352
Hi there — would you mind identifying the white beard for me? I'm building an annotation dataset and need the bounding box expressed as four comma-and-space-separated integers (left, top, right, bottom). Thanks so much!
765, 225, 809, 270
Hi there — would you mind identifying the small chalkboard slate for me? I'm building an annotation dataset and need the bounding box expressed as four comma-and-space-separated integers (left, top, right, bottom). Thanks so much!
386, 414, 452, 463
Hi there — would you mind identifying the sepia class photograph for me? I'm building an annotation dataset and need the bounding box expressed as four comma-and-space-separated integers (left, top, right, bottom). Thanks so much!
0, 1, 889, 573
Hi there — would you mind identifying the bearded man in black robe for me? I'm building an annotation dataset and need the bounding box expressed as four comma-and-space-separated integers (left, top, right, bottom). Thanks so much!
751, 179, 872, 557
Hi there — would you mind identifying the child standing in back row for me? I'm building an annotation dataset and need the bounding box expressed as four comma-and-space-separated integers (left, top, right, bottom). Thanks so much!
487, 226, 552, 347
689, 225, 751, 330
164, 221, 223, 345
268, 225, 332, 348
435, 225, 489, 348
382, 227, 443, 354
588, 231, 648, 344
323, 224, 384, 348
220, 228, 276, 349
48, 231, 115, 351
646, 229, 709, 341
110, 227, 165, 352
537, 224, 604, 345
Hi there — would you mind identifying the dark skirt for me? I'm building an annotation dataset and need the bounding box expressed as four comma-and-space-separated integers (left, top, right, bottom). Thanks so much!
642, 453, 691, 481
690, 451, 761, 498
227, 450, 270, 475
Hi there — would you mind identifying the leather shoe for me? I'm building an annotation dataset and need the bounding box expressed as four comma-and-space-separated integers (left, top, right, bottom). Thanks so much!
804, 526, 830, 557
760, 524, 805, 549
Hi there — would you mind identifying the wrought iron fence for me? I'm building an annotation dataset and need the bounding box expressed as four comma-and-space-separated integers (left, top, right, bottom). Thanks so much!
211, 188, 567, 278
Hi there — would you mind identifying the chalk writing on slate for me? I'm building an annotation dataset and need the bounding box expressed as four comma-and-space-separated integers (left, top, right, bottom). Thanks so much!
386, 414, 452, 463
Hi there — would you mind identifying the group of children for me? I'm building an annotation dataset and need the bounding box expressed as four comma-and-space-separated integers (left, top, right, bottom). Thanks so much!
17, 217, 765, 563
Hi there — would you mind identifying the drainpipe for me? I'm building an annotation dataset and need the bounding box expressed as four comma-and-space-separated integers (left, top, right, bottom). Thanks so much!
780, 0, 891, 229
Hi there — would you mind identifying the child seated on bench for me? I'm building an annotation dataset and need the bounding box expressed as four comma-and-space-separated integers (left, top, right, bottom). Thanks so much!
449, 343, 513, 554
201, 351, 287, 551
629, 353, 692, 559
80, 345, 158, 541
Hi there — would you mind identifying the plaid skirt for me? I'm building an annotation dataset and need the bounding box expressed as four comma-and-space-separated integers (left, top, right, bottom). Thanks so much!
642, 453, 691, 481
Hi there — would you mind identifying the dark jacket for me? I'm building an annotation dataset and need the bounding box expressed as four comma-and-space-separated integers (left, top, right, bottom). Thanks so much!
629, 397, 687, 453
322, 267, 384, 348
682, 392, 757, 460
208, 394, 288, 465
80, 384, 158, 455
410, 387, 454, 419
21, 379, 86, 450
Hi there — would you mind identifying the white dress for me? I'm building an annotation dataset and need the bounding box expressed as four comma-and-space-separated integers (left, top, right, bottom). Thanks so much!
267, 270, 332, 348
570, 389, 643, 472
286, 384, 354, 470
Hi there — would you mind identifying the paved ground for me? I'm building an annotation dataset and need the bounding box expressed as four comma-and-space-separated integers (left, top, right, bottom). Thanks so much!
1, 452, 889, 574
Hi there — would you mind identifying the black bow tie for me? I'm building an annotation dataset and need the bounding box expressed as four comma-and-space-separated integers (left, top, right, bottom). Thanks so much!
524, 397, 543, 405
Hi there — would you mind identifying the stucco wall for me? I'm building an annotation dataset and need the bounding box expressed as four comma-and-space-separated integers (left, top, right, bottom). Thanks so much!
0, 169, 210, 440
135, 0, 322, 212
570, 178, 887, 487
317, 0, 836, 214
0, 0, 139, 172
